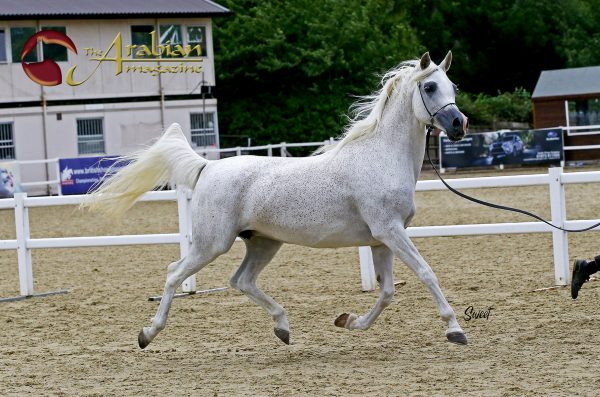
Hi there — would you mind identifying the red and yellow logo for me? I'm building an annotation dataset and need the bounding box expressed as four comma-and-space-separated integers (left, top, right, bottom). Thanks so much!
21, 30, 77, 86
21, 30, 203, 87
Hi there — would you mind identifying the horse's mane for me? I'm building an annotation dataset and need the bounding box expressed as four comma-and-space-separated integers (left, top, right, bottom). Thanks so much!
316, 59, 437, 154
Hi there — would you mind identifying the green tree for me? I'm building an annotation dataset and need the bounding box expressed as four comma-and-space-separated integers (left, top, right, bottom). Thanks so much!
213, 0, 422, 147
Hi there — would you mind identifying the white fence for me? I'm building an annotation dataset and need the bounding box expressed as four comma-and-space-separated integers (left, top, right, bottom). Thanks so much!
12, 140, 336, 195
358, 166, 600, 291
1, 166, 600, 298
0, 188, 198, 298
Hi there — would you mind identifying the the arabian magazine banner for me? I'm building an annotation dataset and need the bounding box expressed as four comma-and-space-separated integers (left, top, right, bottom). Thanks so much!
20, 29, 204, 87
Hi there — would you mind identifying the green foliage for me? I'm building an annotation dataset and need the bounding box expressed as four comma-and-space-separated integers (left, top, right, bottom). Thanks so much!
406, 0, 600, 93
213, 0, 421, 146
456, 88, 532, 127
212, 0, 600, 145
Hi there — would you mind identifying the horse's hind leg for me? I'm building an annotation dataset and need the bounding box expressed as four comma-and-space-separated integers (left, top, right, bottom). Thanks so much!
229, 236, 288, 344
138, 241, 231, 349
335, 244, 395, 330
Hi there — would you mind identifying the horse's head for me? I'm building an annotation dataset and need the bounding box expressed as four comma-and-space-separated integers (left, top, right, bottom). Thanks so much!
412, 51, 468, 141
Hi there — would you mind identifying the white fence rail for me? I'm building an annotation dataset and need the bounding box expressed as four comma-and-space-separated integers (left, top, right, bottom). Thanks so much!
1, 167, 600, 298
358, 166, 600, 291
12, 124, 600, 194
0, 189, 197, 297
12, 140, 336, 194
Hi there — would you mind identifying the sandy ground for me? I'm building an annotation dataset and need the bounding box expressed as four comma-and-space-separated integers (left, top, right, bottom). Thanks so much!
2, 166, 600, 396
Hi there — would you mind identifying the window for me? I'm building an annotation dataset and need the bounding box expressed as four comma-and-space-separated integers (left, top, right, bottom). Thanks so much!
568, 99, 600, 127
41, 26, 67, 61
190, 113, 216, 147
0, 123, 14, 159
0, 29, 6, 62
186, 26, 206, 57
131, 25, 154, 58
159, 24, 183, 58
11, 27, 37, 63
77, 119, 105, 154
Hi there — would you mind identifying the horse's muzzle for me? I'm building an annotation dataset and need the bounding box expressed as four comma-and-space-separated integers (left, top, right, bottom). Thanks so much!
436, 107, 468, 141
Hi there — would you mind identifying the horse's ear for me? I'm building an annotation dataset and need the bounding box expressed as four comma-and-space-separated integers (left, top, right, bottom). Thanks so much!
440, 50, 452, 72
420, 52, 431, 70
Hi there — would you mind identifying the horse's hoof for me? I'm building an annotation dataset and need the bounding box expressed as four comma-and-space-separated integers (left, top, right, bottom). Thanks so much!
274, 328, 290, 345
138, 329, 151, 349
334, 313, 351, 328
446, 331, 468, 345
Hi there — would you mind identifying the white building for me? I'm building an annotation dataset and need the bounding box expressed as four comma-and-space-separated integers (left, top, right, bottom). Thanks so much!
0, 0, 229, 194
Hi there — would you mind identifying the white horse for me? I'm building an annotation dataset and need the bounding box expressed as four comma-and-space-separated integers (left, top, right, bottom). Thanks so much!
86, 51, 469, 348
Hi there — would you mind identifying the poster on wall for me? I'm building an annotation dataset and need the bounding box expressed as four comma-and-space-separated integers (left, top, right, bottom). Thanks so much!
59, 157, 127, 195
0, 161, 22, 198
440, 128, 563, 169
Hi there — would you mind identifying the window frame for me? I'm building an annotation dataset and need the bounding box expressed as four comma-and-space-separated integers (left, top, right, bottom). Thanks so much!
76, 118, 106, 155
567, 98, 600, 128
130, 25, 156, 59
0, 122, 15, 160
190, 112, 217, 148
185, 25, 207, 58
41, 25, 68, 62
0, 28, 8, 63
10, 26, 38, 64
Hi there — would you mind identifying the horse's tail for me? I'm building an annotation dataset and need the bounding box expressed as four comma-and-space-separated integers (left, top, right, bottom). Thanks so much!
84, 123, 207, 219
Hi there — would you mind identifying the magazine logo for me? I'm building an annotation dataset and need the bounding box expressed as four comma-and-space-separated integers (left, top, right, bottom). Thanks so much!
21, 30, 77, 86
22, 30, 203, 87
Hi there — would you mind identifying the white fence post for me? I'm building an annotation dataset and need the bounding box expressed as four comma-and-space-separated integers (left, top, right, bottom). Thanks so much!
267, 144, 273, 157
358, 246, 377, 291
55, 160, 62, 196
177, 187, 196, 292
549, 167, 569, 285
15, 193, 34, 296
280, 142, 287, 157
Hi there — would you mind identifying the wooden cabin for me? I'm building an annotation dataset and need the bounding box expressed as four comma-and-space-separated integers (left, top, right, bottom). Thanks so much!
532, 66, 600, 161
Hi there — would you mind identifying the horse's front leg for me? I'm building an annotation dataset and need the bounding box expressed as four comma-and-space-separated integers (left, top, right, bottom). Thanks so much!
373, 222, 467, 345
335, 244, 395, 330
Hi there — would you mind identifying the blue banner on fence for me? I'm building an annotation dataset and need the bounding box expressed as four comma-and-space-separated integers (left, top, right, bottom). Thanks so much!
59, 157, 126, 195
440, 128, 563, 169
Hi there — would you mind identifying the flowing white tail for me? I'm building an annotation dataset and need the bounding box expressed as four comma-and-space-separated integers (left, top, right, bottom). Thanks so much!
84, 123, 207, 219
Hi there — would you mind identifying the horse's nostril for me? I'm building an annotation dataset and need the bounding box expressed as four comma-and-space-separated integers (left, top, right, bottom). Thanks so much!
452, 117, 461, 128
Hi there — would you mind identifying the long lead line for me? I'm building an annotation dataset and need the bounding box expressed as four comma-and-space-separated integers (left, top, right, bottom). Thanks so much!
425, 128, 600, 233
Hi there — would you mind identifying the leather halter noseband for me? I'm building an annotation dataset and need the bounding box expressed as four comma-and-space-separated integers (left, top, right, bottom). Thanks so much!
416, 72, 456, 130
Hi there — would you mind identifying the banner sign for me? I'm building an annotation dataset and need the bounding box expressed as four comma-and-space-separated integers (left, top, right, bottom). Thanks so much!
59, 156, 126, 195
440, 128, 563, 169
0, 161, 21, 198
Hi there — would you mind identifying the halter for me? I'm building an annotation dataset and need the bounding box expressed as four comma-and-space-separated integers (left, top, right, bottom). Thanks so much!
417, 78, 456, 130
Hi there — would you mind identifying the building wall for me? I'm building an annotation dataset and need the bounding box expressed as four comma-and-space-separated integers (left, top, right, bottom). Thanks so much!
0, 17, 220, 195
533, 99, 565, 129
5, 98, 218, 195
0, 18, 215, 102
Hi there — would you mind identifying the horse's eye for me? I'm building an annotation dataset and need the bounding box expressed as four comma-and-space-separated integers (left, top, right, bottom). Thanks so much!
453, 84, 459, 93
423, 82, 437, 93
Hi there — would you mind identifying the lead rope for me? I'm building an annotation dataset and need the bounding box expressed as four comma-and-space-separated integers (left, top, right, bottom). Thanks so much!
425, 127, 600, 233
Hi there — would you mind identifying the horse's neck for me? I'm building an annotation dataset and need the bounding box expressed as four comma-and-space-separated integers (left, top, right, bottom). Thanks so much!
372, 94, 426, 184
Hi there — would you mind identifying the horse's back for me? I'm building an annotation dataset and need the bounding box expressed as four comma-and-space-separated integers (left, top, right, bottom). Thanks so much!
191, 154, 376, 247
